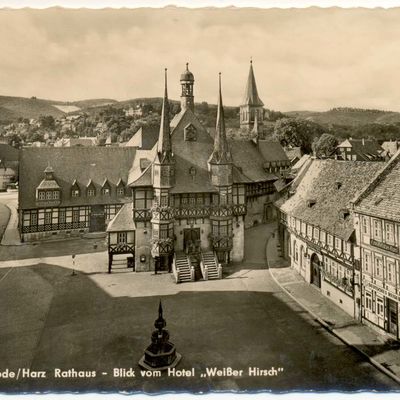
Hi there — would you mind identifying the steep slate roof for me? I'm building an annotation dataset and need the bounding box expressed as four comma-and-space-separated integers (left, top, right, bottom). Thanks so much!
229, 140, 277, 183
258, 140, 289, 164
170, 108, 217, 193
338, 138, 383, 160
19, 147, 136, 209
278, 159, 383, 240
242, 61, 264, 107
124, 125, 160, 150
107, 203, 135, 232
354, 149, 400, 222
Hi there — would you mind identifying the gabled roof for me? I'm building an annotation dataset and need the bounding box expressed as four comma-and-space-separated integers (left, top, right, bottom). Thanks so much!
381, 140, 400, 157
19, 147, 136, 209
258, 140, 289, 164
107, 203, 136, 232
229, 140, 277, 183
354, 149, 400, 222
170, 107, 217, 193
337, 138, 383, 160
277, 159, 383, 240
242, 61, 264, 107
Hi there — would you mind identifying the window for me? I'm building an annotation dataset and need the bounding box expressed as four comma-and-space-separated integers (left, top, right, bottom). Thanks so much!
72, 209, 79, 223
72, 189, 80, 197
117, 232, 127, 244
159, 223, 173, 239
87, 189, 95, 197
59, 209, 66, 224
373, 219, 382, 240
53, 191, 59, 200
46, 191, 52, 200
294, 242, 299, 263
117, 187, 125, 196
307, 225, 313, 238
44, 211, 52, 225
365, 292, 373, 310
344, 241, 351, 255
377, 297, 384, 316
212, 220, 232, 236
362, 216, 369, 235
327, 234, 333, 247
233, 185, 245, 205
387, 261, 395, 283
134, 189, 153, 209
30, 211, 38, 226
313, 228, 319, 241
335, 237, 341, 251
38, 191, 46, 200
385, 223, 394, 244
364, 251, 370, 273
102, 188, 110, 196
375, 257, 383, 279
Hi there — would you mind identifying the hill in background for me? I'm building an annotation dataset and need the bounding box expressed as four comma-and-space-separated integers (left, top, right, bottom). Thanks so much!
286, 107, 400, 127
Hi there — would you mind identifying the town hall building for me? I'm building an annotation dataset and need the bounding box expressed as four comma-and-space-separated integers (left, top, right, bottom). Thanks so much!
18, 62, 290, 282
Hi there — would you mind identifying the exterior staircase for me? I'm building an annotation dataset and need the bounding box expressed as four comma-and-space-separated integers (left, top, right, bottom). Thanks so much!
189, 254, 203, 281
201, 251, 222, 280
173, 253, 193, 283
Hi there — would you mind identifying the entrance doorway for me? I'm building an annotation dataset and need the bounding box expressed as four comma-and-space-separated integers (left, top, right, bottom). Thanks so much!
387, 298, 398, 337
183, 228, 201, 254
264, 204, 273, 222
155, 255, 172, 273
90, 205, 105, 232
310, 253, 321, 288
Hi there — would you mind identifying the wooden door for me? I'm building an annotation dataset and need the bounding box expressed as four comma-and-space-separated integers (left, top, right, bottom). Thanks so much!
90, 205, 105, 232
387, 298, 398, 337
311, 254, 321, 288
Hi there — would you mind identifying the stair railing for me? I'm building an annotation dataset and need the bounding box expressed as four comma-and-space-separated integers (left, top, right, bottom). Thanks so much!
172, 253, 180, 283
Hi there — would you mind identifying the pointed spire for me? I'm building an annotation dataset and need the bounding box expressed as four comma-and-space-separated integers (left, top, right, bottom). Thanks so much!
242, 59, 264, 107
158, 300, 163, 319
209, 73, 232, 164
157, 68, 173, 162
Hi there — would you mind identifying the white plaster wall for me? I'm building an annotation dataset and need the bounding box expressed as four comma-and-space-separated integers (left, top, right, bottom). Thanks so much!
232, 216, 244, 262
135, 225, 153, 272
321, 280, 355, 317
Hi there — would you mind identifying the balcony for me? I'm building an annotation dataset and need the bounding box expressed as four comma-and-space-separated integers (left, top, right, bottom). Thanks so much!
151, 205, 174, 222
209, 233, 233, 251
133, 209, 151, 222
174, 206, 210, 219
232, 204, 247, 216
151, 237, 174, 256
210, 205, 233, 218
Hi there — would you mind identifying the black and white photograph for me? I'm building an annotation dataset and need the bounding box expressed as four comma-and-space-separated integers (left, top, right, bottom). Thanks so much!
1, 1, 400, 395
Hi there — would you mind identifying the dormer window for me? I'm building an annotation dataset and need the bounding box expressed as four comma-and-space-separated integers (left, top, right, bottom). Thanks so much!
86, 179, 96, 197
71, 179, 80, 198
102, 178, 111, 196
117, 187, 125, 196
38, 191, 46, 200
307, 199, 316, 208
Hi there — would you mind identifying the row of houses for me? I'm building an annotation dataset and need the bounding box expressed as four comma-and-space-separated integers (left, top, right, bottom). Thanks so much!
276, 149, 400, 339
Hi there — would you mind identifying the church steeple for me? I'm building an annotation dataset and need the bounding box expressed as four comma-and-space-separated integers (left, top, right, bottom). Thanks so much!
240, 59, 264, 131
157, 68, 173, 163
180, 62, 195, 112
209, 73, 232, 165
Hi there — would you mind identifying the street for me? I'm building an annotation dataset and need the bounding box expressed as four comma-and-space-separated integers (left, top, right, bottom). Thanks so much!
0, 205, 398, 393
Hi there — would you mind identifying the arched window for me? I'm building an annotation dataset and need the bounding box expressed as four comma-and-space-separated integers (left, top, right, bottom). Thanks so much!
294, 240, 299, 263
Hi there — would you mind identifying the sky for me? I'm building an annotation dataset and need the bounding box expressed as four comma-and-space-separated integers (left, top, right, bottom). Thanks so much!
1, 7, 400, 111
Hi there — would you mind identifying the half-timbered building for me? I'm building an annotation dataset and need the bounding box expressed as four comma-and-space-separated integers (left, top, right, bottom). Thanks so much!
107, 64, 287, 281
353, 149, 400, 338
276, 158, 382, 317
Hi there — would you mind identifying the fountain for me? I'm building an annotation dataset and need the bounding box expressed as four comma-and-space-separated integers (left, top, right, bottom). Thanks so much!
138, 300, 181, 370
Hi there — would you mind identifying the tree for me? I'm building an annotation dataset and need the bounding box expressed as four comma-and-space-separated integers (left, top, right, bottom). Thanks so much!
39, 115, 55, 130
312, 133, 338, 158
273, 118, 324, 153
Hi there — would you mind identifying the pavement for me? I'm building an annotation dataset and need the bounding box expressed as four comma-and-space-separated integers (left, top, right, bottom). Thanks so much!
267, 228, 400, 385
0, 223, 398, 392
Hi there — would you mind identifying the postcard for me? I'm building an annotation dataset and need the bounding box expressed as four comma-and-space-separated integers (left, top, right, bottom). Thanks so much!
0, 3, 400, 396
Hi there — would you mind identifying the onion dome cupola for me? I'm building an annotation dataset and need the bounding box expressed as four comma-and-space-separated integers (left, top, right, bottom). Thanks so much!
180, 62, 195, 112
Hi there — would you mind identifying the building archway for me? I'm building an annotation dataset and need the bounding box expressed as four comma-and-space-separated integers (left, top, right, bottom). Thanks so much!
310, 253, 321, 288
